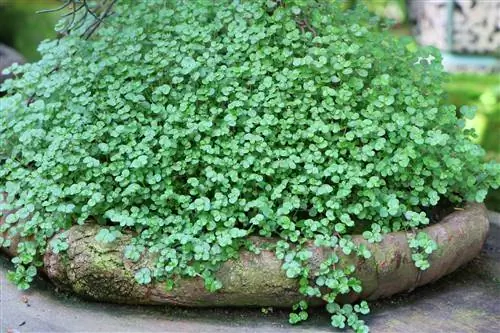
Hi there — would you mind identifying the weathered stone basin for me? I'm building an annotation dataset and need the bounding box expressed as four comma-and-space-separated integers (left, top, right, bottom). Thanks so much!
0, 199, 489, 307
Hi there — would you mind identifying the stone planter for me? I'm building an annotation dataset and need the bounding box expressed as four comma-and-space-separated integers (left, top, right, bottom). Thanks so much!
0, 196, 489, 307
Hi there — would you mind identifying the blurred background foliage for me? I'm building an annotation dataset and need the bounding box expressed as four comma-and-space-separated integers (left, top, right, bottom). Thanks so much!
0, 0, 498, 209
445, 73, 500, 209
0, 0, 60, 61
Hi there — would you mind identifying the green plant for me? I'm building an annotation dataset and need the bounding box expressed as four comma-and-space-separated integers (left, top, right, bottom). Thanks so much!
49, 231, 69, 254
0, 1, 499, 332
95, 228, 121, 244
407, 231, 437, 270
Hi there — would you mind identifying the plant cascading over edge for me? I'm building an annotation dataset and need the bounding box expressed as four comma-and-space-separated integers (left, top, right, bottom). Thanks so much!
0, 1, 498, 332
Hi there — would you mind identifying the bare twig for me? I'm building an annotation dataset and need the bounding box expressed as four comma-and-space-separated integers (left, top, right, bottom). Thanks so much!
37, 0, 117, 39
27, 1, 117, 107
36, 0, 72, 14
302, 19, 317, 37
84, 1, 102, 22
83, 0, 118, 39
296, 19, 317, 37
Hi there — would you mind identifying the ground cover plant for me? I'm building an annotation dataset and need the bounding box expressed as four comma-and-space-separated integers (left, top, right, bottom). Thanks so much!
0, 1, 499, 332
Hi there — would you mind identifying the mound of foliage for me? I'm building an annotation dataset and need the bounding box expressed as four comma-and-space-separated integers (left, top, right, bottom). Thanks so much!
0, 1, 498, 331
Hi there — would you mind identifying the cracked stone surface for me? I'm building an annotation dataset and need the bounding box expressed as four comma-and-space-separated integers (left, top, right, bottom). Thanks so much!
1, 212, 499, 333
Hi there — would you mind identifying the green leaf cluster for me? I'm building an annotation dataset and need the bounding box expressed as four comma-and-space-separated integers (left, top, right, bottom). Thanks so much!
0, 0, 499, 332
407, 231, 438, 270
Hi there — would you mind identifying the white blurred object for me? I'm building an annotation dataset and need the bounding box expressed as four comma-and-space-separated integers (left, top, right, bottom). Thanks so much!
408, 0, 500, 55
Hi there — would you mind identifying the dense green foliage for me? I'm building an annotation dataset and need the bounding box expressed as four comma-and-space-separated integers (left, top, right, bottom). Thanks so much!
0, 1, 498, 331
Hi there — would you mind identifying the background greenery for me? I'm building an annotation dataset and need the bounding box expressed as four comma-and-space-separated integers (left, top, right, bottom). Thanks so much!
445, 74, 500, 209
0, 0, 498, 209
0, 0, 59, 62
